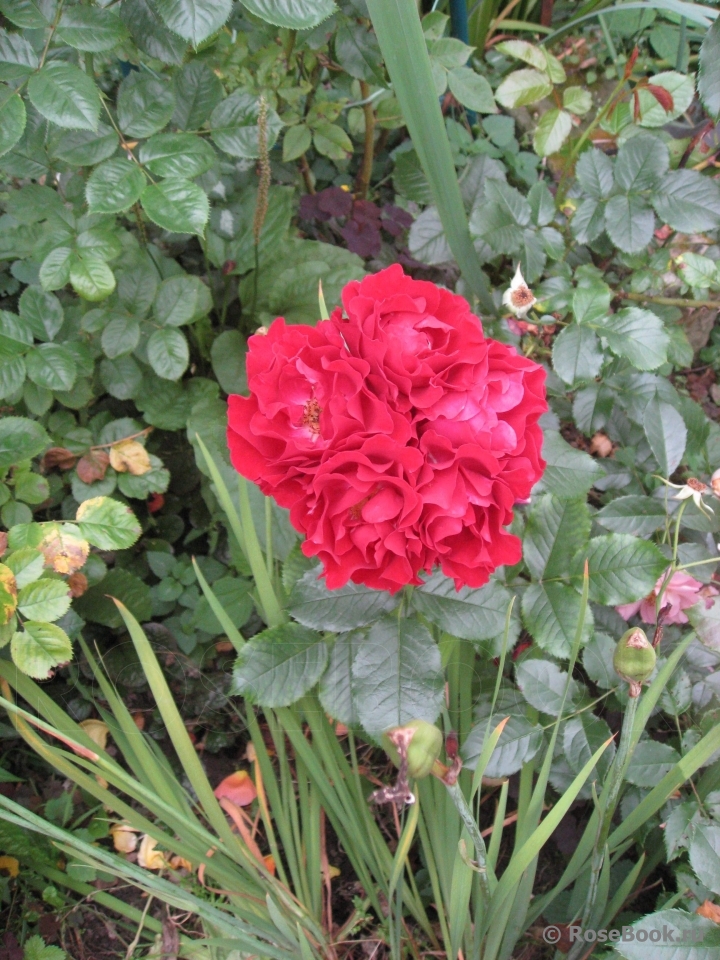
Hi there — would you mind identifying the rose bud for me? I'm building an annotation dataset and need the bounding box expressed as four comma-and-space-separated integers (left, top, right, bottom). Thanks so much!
382, 719, 443, 780
613, 627, 656, 697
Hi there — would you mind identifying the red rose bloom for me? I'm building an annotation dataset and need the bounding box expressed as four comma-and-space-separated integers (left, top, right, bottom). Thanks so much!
227, 265, 547, 593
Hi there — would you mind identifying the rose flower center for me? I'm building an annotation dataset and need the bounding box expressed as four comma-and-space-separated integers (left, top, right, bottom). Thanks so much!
301, 398, 322, 435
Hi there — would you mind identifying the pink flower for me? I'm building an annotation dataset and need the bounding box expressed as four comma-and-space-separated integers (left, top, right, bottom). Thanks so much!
616, 569, 710, 625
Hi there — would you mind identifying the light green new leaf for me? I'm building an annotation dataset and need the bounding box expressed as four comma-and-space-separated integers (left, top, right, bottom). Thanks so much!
155, 0, 231, 44
533, 108, 572, 157
76, 496, 142, 550
69, 252, 116, 302
28, 62, 101, 131
637, 71, 694, 127
232, 622, 328, 707
283, 124, 312, 162
17, 579, 70, 622
563, 86, 592, 116
86, 158, 146, 215
447, 67, 496, 113
496, 69, 553, 109
313, 121, 352, 160
11, 621, 72, 679
141, 179, 209, 236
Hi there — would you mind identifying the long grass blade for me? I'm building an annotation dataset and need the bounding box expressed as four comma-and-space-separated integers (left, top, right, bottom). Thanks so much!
366, 0, 495, 314
193, 557, 246, 651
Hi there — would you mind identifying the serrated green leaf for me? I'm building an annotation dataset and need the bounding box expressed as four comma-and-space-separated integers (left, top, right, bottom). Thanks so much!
533, 108, 572, 157
153, 275, 212, 326
19, 285, 63, 341
613, 132, 668, 192
563, 712, 614, 780
138, 133, 216, 179
17, 578, 70, 622
0, 29, 38, 79
595, 495, 667, 537
193, 576, 252, 635
39, 246, 72, 291
552, 323, 603, 385
652, 169, 720, 233
11, 621, 72, 678
447, 66, 496, 113
352, 616, 444, 738
533, 430, 603, 499
523, 495, 590, 580
210, 89, 283, 159
580, 533, 667, 605
643, 398, 687, 476
601, 307, 669, 370
522, 582, 593, 658
210, 329, 247, 394
605, 193, 655, 254
56, 6, 129, 51
172, 61, 223, 130
75, 496, 142, 550
0, 417, 48, 469
241, 0, 336, 29
495, 68, 553, 109
26, 344, 76, 392
412, 571, 518, 645
637, 71, 694, 127
289, 566, 397, 631
119, 0, 187, 64
318, 629, 364, 728
86, 158, 146, 215
50, 124, 118, 166
516, 658, 579, 716
614, 909, 718, 960
282, 123, 312, 162
0, 89, 25, 157
154, 0, 231, 44
101, 315, 140, 359
140, 178, 209, 236
73, 567, 150, 627
117, 72, 175, 138
0, 0, 54, 27
575, 148, 614, 199
4, 547, 44, 588
463, 712, 543, 778
232, 622, 328, 706
699, 17, 720, 118
146, 327, 189, 379
69, 252, 116, 302
626, 739, 680, 787
313, 121, 352, 160
335, 19, 382, 82
563, 86, 591, 116
28, 62, 100, 131
14, 470, 48, 504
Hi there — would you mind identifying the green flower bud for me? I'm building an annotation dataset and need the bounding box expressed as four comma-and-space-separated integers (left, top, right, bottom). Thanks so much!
382, 719, 443, 780
613, 627, 656, 697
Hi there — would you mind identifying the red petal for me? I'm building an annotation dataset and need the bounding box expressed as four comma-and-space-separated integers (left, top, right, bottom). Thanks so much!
214, 770, 257, 806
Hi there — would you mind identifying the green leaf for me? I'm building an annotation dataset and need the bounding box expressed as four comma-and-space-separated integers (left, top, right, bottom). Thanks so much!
240, 0, 336, 29
533, 430, 603, 499
652, 170, 720, 233
210, 330, 247, 394
17, 579, 70, 622
26, 344, 76, 392
644, 398, 687, 476
56, 6, 129, 51
626, 739, 680, 787
614, 132, 668, 192
28, 62, 101, 132
19, 286, 63, 341
575, 148, 614, 199
140, 179, 209, 236
601, 307, 669, 370
86, 158, 146, 215
552, 323, 603, 385
101, 316, 140, 359
0, 358, 25, 398
689, 823, 720, 895
614, 909, 718, 960
313, 120, 352, 160
335, 19, 382, 82
283, 123, 312, 162
699, 17, 720, 118
100, 356, 142, 401
210, 90, 283, 159
516, 658, 579, 716
582, 631, 616, 690
412, 571, 518, 645
154, 0, 231, 44
153, 275, 212, 326
533, 108, 572, 157
146, 327, 189, 380
73, 568, 150, 628
447, 66, 496, 113
51, 123, 118, 167
117, 72, 175, 138
0, 29, 38, 79
580, 533, 667, 605
573, 278, 612, 325
463, 711, 543, 779
39, 247, 72, 291
570, 197, 605, 244
495, 38, 547, 70
5, 548, 43, 589
14, 470, 49, 504
595, 495, 667, 537
75, 496, 142, 550
318, 629, 363, 728
495, 68, 553, 109
10, 621, 72, 679
605, 193, 655, 254
138, 133, 216, 179
119, 0, 186, 65
22, 935, 66, 960
637, 71, 694, 127
0, 0, 55, 28
0, 417, 48, 468
562, 85, 591, 116
69, 252, 116, 302
0, 89, 25, 157
352, 617, 445, 738
172, 61, 223, 130
193, 577, 252, 635
524, 495, 590, 580
232, 622, 327, 707
289, 566, 398, 631
522, 583, 593, 658
564, 713, 615, 781
0, 311, 32, 359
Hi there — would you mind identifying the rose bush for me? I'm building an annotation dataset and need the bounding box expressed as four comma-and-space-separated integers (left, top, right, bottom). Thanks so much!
227, 265, 547, 592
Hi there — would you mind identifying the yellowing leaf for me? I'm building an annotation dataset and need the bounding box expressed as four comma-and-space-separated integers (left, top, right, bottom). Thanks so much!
0, 564, 18, 625
79, 718, 109, 751
109, 440, 151, 476
40, 528, 90, 575
0, 855, 19, 877
137, 834, 168, 870
110, 823, 139, 853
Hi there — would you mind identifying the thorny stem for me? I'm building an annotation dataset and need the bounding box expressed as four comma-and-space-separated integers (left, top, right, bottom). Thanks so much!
567, 694, 640, 960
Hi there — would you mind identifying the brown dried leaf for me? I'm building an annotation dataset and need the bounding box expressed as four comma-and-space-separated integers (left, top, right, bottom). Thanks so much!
76, 450, 110, 484
109, 440, 151, 476
42, 447, 77, 471
40, 529, 90, 575
110, 823, 139, 854
79, 718, 109, 751
67, 572, 88, 598
0, 532, 7, 559
0, 564, 17, 625
590, 432, 613, 457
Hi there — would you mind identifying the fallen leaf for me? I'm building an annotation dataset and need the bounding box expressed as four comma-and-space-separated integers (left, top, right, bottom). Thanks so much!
40, 528, 89, 575
263, 854, 276, 875
697, 900, 720, 923
110, 823, 139, 854
169, 854, 193, 871
590, 432, 613, 457
67, 572, 88, 597
0, 856, 19, 878
0, 564, 17, 624
76, 449, 110, 484
213, 770, 257, 806
79, 718, 109, 751
42, 447, 77, 471
109, 440, 151, 476
137, 835, 168, 870
0, 533, 6, 558
132, 712, 146, 730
